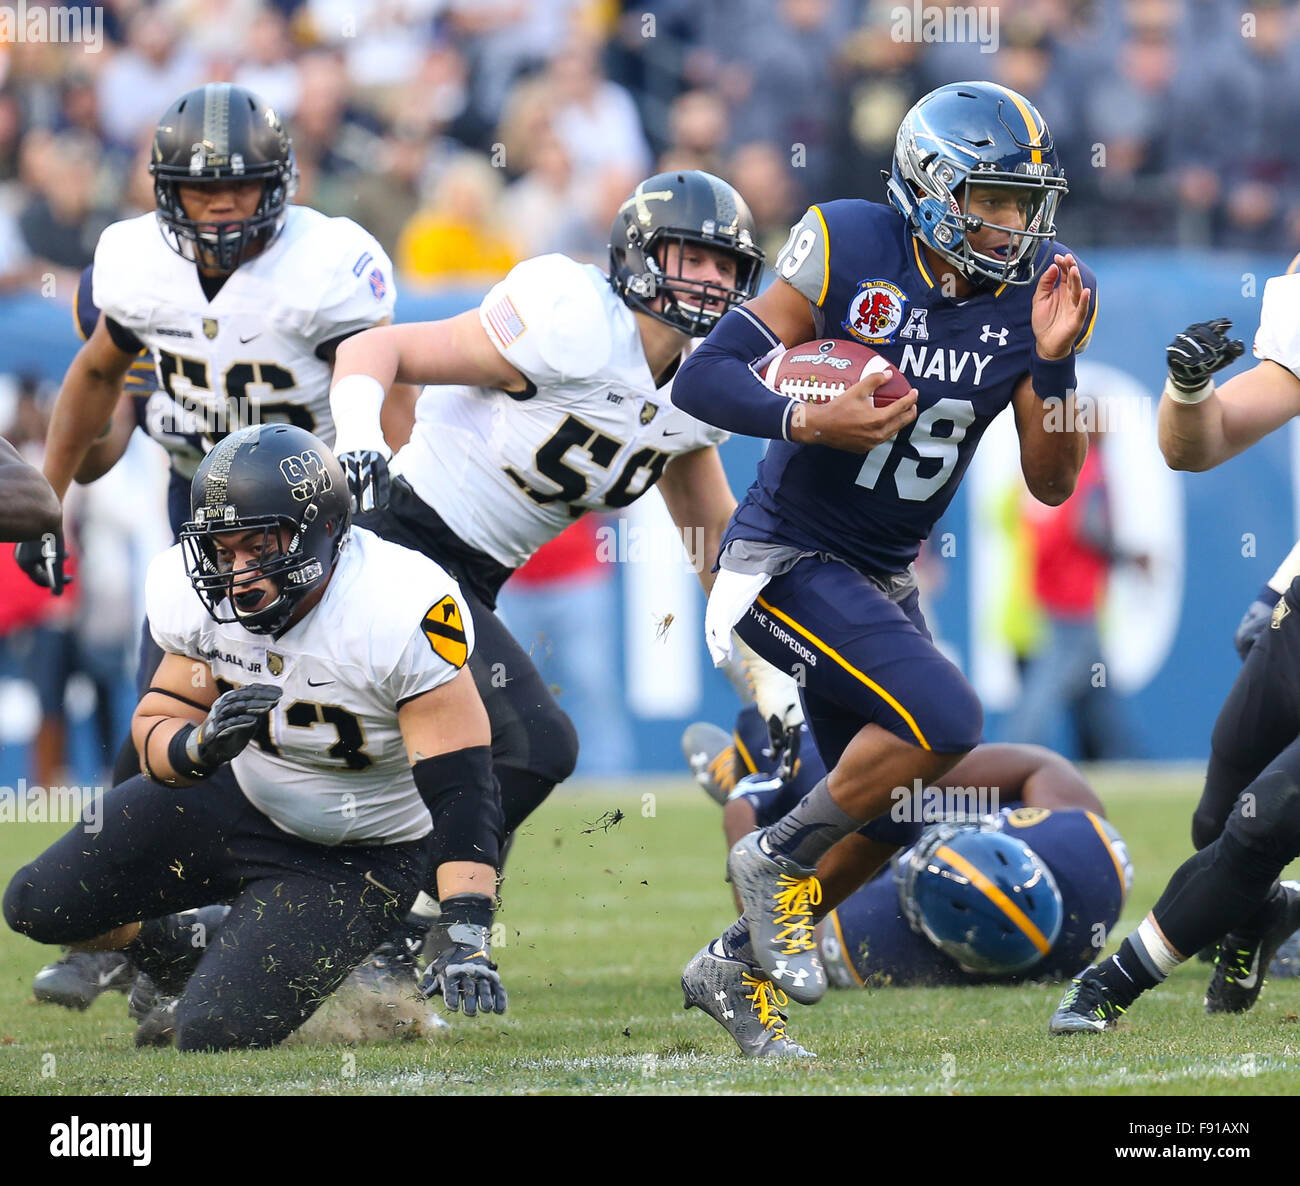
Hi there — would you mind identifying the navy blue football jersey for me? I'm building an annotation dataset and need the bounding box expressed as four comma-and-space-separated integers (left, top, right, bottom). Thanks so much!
821, 806, 1131, 988
726, 201, 1098, 578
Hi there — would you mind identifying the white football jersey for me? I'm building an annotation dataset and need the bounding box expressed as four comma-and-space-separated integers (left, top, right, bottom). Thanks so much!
389, 253, 727, 568
94, 206, 396, 478
147, 527, 473, 847
1253, 272, 1300, 376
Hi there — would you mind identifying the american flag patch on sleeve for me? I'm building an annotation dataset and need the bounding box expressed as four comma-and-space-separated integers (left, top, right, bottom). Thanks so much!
485, 295, 526, 347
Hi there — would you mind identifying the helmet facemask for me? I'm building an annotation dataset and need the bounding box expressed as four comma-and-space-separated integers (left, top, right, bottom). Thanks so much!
620, 227, 763, 336
180, 512, 331, 637
153, 166, 295, 273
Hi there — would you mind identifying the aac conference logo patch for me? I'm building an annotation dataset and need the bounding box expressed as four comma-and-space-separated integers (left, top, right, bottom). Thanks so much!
844, 279, 907, 344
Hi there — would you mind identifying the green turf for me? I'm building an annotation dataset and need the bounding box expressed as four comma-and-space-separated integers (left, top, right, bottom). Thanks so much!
3, 769, 1300, 1096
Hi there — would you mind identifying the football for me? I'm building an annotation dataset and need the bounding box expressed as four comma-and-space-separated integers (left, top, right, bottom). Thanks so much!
761, 338, 912, 408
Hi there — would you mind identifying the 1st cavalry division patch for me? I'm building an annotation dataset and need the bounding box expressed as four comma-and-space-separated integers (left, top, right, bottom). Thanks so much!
422, 596, 468, 667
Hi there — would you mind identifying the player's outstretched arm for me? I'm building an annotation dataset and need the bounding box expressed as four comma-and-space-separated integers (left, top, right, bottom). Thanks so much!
0, 435, 61, 542
656, 444, 736, 595
330, 313, 530, 511
72, 391, 136, 486
398, 670, 508, 1017
1160, 356, 1300, 472
43, 316, 138, 503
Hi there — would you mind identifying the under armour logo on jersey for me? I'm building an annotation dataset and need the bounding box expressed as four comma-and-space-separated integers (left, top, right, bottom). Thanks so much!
714, 990, 734, 1019
980, 324, 1009, 346
771, 960, 808, 987
898, 308, 930, 341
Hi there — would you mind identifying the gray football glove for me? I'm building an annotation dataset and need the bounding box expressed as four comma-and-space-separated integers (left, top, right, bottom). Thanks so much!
419, 894, 507, 1017
188, 684, 283, 769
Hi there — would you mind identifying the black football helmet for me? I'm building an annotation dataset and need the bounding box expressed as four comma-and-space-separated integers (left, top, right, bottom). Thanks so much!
150, 83, 297, 272
609, 170, 764, 336
179, 423, 351, 637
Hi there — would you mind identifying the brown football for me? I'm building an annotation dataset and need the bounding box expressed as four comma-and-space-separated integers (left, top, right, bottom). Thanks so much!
762, 338, 912, 407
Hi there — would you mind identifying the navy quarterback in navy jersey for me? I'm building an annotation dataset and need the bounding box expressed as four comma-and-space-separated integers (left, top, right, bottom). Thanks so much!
675, 82, 1098, 1058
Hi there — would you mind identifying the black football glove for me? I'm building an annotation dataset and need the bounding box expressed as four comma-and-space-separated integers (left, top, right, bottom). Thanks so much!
419, 894, 507, 1017
1234, 596, 1276, 661
338, 449, 391, 514
188, 684, 282, 769
767, 711, 802, 784
1166, 318, 1244, 393
14, 530, 71, 595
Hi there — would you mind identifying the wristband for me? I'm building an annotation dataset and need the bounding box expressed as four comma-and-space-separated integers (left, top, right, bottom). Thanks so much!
439, 893, 495, 931
1163, 375, 1214, 406
329, 373, 390, 456
1029, 350, 1077, 402
167, 722, 211, 780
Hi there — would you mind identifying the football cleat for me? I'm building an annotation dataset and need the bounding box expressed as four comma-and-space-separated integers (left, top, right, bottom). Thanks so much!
1205, 883, 1300, 1015
32, 949, 135, 1011
726, 831, 826, 1005
128, 973, 179, 1048
681, 722, 738, 806
682, 942, 815, 1059
1048, 972, 1125, 1034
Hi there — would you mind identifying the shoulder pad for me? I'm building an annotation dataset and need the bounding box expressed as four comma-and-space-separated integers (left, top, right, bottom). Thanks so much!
1255, 273, 1300, 375
91, 213, 169, 332
479, 254, 613, 386
274, 211, 397, 339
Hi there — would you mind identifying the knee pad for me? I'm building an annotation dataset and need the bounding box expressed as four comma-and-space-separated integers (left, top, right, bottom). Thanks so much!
1191, 807, 1222, 852
1223, 770, 1300, 865
528, 702, 579, 786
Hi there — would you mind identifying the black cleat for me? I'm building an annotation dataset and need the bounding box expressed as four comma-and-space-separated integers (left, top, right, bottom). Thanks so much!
1048, 972, 1125, 1034
351, 939, 420, 996
32, 950, 135, 1011
1206, 884, 1300, 1015
128, 973, 178, 1048
682, 722, 739, 806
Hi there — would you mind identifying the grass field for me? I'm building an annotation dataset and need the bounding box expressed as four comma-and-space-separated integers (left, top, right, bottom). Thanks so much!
3, 766, 1300, 1098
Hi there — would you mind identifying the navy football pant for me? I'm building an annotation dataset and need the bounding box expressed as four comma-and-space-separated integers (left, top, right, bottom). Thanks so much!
733, 555, 983, 771
3, 766, 425, 1051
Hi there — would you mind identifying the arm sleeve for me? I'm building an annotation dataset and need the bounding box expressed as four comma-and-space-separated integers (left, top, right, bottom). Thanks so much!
671, 305, 797, 441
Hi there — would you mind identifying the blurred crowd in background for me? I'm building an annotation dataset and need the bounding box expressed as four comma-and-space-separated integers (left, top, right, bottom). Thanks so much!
4, 0, 1300, 301
0, 0, 1281, 781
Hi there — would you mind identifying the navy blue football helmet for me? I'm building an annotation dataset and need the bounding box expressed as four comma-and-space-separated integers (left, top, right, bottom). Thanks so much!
886, 81, 1067, 287
898, 821, 1064, 976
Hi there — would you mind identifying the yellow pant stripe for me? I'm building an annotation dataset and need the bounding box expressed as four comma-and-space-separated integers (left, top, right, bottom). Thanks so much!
753, 594, 932, 751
